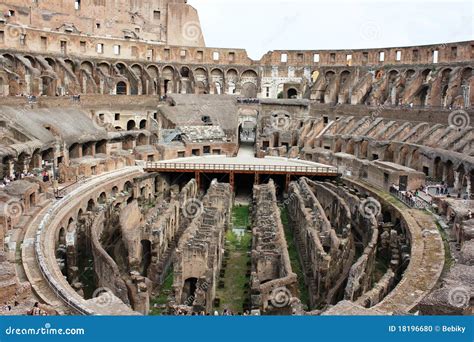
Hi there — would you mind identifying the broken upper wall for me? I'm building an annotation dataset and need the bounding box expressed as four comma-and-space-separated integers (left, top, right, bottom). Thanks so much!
260, 41, 474, 67
0, 0, 203, 46
166, 2, 205, 47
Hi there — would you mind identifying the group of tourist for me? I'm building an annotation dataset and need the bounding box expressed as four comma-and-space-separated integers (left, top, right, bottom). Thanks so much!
0, 170, 46, 188
172, 308, 255, 316
1, 302, 49, 316
237, 98, 260, 104
1, 172, 31, 188
434, 183, 450, 195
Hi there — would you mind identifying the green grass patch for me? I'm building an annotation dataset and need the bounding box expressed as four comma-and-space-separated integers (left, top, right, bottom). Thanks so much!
435, 222, 454, 272
232, 205, 250, 228
149, 269, 174, 315
214, 206, 252, 313
280, 207, 310, 309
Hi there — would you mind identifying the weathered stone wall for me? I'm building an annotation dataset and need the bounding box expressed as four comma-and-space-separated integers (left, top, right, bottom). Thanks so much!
172, 180, 232, 312
251, 180, 297, 313
89, 211, 130, 305
287, 178, 354, 308
0, 0, 203, 46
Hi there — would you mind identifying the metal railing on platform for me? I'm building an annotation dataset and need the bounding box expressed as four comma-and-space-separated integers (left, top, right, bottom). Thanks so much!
144, 162, 339, 175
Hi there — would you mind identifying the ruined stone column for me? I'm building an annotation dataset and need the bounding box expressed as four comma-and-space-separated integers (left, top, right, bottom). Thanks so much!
454, 171, 461, 192
466, 176, 472, 198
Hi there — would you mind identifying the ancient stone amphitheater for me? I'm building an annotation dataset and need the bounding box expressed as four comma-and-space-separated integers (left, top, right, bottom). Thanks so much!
0, 0, 472, 316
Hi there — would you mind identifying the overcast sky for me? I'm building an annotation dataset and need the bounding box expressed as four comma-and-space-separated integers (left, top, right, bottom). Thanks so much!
187, 0, 474, 59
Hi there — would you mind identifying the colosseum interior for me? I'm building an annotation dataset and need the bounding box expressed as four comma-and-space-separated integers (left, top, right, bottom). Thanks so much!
0, 0, 472, 317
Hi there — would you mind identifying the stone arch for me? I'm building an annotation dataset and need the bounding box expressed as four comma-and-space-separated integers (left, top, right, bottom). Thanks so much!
241, 69, 258, 83
24, 55, 37, 68
398, 145, 410, 167
405, 69, 416, 80
226, 68, 239, 94
210, 68, 224, 95
346, 140, 355, 155
137, 133, 148, 146
433, 156, 443, 180
69, 143, 82, 159
116, 81, 128, 95
122, 135, 135, 150
115, 62, 127, 76
147, 65, 159, 78
124, 181, 134, 198
359, 140, 369, 159
150, 133, 158, 144
98, 192, 107, 205
441, 68, 452, 82
58, 227, 66, 247
456, 163, 467, 194
131, 63, 143, 76
81, 61, 94, 74
147, 65, 160, 95
340, 70, 351, 85
461, 67, 472, 85
180, 66, 191, 78
127, 120, 136, 131
445, 160, 455, 187
162, 66, 176, 94
2, 54, 15, 68
193, 67, 208, 94
97, 62, 110, 76
111, 186, 119, 197
96, 140, 107, 154
140, 239, 152, 277
29, 148, 41, 170
325, 70, 336, 81
410, 149, 421, 171
384, 144, 395, 162
86, 198, 95, 211
83, 141, 94, 156
287, 88, 298, 99
415, 85, 430, 107
64, 59, 76, 73
40, 75, 55, 96
45, 57, 57, 70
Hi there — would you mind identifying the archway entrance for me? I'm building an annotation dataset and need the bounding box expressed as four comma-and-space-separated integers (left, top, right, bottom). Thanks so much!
140, 240, 152, 277
287, 88, 298, 99
116, 81, 127, 95
182, 278, 198, 302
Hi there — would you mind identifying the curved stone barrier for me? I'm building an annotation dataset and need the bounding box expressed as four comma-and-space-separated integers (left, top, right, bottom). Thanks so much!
34, 167, 143, 315
345, 178, 445, 314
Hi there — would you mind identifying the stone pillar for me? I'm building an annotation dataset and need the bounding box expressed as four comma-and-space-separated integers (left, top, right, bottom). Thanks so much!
22, 156, 31, 173
32, 154, 42, 169
7, 160, 14, 178
454, 171, 461, 192
442, 165, 448, 183
467, 176, 472, 199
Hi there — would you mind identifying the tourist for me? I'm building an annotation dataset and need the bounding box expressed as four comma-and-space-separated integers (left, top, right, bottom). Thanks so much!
28, 302, 43, 316
42, 170, 50, 182
1, 303, 11, 312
